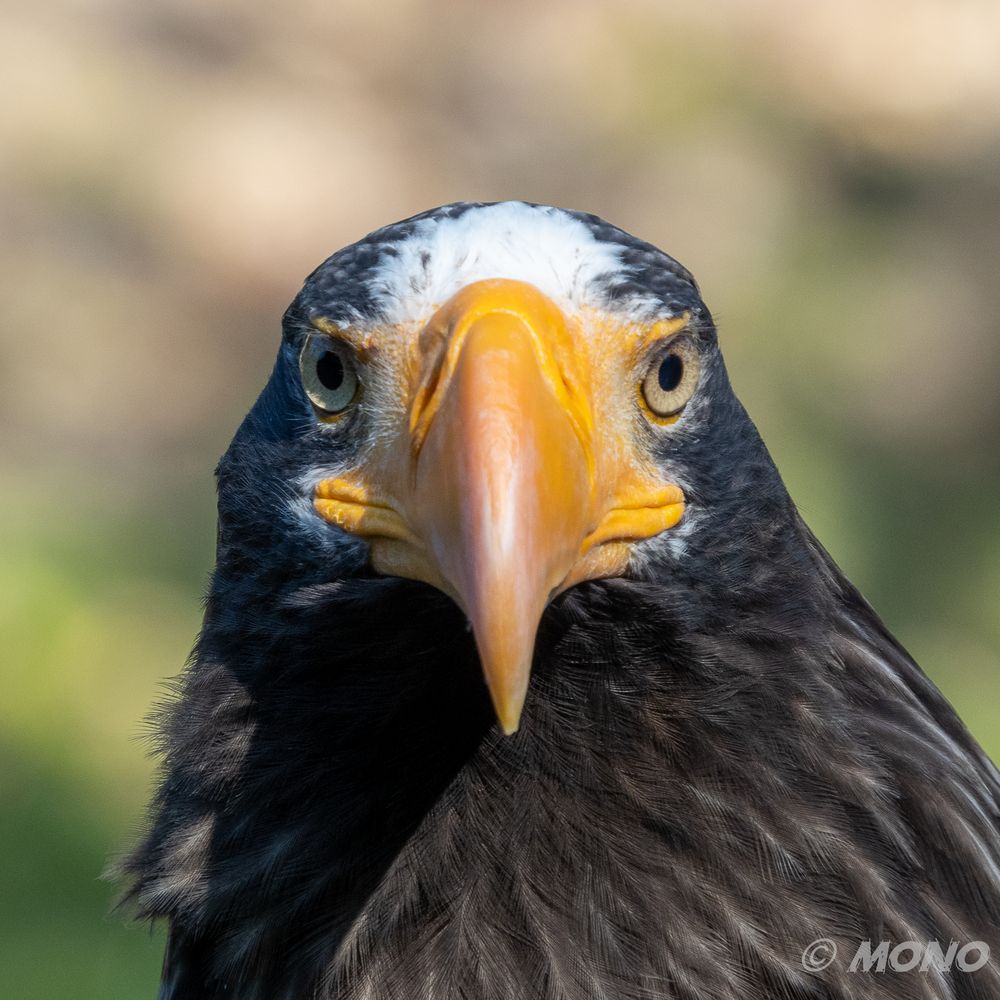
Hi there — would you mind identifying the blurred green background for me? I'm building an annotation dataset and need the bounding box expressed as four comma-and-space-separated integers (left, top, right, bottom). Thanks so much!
2, 1, 998, 996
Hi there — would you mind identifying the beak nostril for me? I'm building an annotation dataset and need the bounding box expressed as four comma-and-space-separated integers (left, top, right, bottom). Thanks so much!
409, 322, 451, 437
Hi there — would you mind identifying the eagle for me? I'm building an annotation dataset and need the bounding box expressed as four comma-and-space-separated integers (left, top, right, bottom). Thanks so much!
123, 202, 1000, 999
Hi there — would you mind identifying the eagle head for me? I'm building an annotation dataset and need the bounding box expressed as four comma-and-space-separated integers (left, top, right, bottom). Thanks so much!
220, 201, 787, 734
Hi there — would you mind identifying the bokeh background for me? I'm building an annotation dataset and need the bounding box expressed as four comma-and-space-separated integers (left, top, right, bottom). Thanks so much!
2, 1, 998, 996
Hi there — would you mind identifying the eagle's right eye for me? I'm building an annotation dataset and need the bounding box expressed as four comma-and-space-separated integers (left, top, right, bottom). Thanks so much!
299, 336, 360, 416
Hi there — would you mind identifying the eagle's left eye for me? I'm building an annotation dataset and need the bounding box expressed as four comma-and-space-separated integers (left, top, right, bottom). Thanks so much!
641, 336, 700, 419
299, 336, 360, 415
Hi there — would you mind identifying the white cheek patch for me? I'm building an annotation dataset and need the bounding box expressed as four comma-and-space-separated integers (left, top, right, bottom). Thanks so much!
287, 466, 361, 552
629, 470, 703, 570
287, 487, 332, 543
652, 504, 702, 560
366, 202, 632, 326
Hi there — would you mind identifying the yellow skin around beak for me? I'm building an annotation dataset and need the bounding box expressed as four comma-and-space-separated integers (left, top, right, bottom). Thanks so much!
314, 280, 686, 733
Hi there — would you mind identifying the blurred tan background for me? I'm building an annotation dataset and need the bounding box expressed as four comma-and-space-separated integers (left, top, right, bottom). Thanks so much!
2, 1, 998, 996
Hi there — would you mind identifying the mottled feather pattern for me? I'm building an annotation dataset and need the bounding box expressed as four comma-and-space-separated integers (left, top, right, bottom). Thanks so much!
120, 204, 1000, 999
127, 562, 1000, 999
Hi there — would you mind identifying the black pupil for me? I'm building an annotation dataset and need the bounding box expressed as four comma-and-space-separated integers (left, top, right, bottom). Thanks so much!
658, 352, 683, 393
316, 351, 345, 391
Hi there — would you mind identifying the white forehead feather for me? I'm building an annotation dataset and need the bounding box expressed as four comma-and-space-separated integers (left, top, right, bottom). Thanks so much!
366, 202, 628, 325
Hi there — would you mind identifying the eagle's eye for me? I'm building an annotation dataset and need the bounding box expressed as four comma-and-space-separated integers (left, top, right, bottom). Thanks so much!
641, 336, 700, 419
299, 336, 360, 415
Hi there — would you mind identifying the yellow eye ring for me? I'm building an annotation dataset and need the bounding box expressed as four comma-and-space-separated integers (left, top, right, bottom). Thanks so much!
299, 335, 360, 416
640, 336, 699, 421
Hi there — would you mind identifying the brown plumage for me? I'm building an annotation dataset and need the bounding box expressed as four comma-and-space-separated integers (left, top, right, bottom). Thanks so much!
121, 203, 1000, 999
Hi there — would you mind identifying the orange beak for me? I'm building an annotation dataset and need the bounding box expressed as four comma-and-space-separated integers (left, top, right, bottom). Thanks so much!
405, 283, 596, 733
314, 280, 685, 733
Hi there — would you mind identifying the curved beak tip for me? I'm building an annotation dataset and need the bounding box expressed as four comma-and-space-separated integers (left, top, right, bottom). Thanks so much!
495, 699, 525, 736
478, 646, 531, 736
